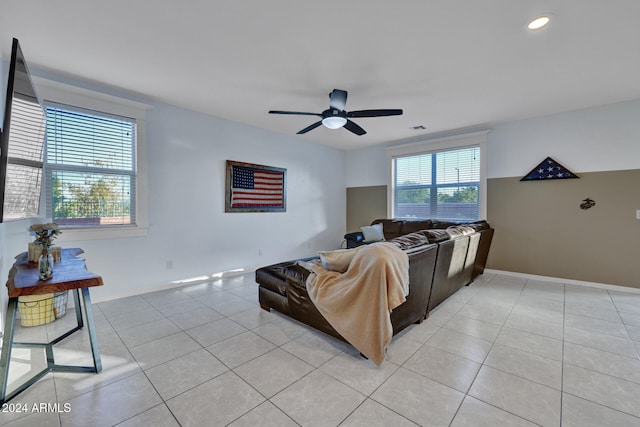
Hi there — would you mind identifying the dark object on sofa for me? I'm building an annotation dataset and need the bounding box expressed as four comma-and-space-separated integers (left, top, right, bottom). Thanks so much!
256, 233, 438, 343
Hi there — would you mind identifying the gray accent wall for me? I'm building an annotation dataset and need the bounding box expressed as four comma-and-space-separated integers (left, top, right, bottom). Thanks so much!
487, 170, 640, 288
346, 185, 387, 232
346, 171, 640, 289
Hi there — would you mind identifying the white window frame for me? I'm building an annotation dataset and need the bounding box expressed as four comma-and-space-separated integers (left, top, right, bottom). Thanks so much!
33, 77, 150, 240
386, 130, 489, 220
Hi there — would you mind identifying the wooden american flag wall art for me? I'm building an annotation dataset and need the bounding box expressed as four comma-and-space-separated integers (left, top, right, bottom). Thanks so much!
225, 160, 287, 212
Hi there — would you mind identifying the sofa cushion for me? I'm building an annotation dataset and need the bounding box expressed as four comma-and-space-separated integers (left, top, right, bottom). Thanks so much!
445, 227, 465, 238
256, 256, 319, 296
448, 225, 476, 236
401, 220, 434, 235
371, 219, 403, 239
361, 223, 385, 242
255, 261, 294, 296
468, 220, 490, 231
420, 229, 451, 243
389, 232, 430, 250
318, 247, 362, 273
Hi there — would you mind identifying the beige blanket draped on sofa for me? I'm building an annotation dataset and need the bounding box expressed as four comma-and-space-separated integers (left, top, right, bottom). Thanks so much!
305, 242, 409, 366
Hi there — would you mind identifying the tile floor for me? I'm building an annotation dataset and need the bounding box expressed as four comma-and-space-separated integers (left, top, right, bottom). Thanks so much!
2, 272, 640, 426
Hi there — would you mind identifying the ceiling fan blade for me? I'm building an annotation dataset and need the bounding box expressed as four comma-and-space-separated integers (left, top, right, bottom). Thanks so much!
344, 119, 366, 136
347, 109, 403, 118
269, 110, 322, 117
329, 89, 348, 111
297, 121, 323, 134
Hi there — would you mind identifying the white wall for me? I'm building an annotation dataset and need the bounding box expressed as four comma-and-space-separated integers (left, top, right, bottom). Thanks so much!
487, 99, 640, 178
345, 144, 389, 187
346, 99, 640, 186
0, 73, 346, 304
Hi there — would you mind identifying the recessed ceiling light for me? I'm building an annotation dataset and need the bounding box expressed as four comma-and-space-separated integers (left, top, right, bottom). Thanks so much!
528, 15, 551, 31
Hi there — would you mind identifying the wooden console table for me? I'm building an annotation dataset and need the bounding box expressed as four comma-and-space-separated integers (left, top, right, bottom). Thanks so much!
0, 248, 103, 404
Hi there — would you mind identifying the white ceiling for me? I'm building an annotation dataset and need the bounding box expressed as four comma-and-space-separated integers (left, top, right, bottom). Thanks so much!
2, 1, 639, 150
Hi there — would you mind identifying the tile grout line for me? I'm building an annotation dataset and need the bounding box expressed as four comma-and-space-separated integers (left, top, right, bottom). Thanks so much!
607, 289, 640, 361
452, 274, 538, 425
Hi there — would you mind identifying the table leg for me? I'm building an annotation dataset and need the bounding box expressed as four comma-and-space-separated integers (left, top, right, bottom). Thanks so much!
1, 288, 102, 403
73, 289, 84, 329
82, 288, 102, 372
0, 298, 18, 404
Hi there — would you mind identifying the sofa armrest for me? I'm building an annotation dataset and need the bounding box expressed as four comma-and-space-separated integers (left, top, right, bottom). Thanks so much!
344, 231, 366, 248
283, 263, 312, 288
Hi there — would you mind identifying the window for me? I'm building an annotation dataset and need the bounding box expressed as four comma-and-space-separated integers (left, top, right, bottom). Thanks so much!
44, 103, 136, 227
388, 131, 488, 221
31, 77, 148, 240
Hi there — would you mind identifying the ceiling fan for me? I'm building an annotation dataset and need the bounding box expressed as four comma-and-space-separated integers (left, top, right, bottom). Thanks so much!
269, 89, 403, 136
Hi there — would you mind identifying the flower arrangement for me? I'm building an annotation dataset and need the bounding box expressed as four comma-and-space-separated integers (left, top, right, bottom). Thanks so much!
28, 223, 62, 249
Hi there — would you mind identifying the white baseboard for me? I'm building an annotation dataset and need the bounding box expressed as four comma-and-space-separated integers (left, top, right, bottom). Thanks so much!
484, 269, 640, 295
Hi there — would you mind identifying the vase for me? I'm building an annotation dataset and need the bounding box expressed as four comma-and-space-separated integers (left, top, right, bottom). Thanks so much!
38, 247, 54, 281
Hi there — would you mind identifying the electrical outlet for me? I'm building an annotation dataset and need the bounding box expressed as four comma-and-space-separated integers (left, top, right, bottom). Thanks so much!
258, 249, 263, 256
166, 260, 173, 270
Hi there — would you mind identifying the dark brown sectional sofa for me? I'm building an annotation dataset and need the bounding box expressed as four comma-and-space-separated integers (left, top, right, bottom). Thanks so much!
347, 218, 494, 284
255, 218, 493, 347
256, 232, 437, 342
360, 219, 494, 310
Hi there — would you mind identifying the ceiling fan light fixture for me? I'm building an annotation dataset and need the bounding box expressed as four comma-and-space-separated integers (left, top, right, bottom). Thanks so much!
527, 15, 551, 30
322, 116, 347, 129
269, 89, 401, 135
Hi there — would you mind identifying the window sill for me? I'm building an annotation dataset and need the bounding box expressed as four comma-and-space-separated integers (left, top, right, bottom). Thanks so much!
56, 225, 148, 241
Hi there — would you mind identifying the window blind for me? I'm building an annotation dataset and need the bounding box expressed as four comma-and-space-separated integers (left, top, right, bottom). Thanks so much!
393, 146, 480, 221
44, 102, 136, 227
3, 95, 46, 220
